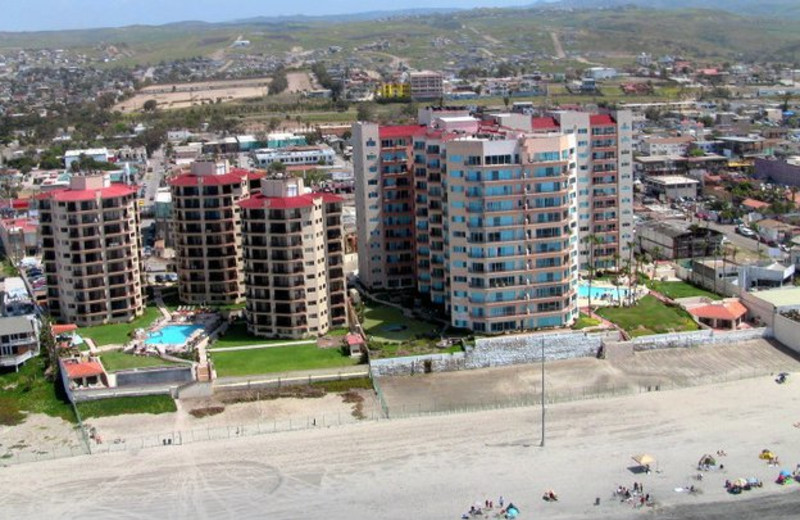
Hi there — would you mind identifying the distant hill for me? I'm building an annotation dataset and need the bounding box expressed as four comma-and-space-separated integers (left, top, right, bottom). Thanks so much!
0, 4, 798, 66
229, 8, 464, 25
547, 0, 800, 20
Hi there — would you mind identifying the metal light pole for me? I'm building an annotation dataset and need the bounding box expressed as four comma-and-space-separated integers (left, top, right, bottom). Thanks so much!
540, 338, 546, 447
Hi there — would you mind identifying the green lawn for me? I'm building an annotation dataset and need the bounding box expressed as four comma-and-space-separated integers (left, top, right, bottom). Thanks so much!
362, 304, 440, 343
328, 327, 349, 337
78, 307, 162, 346
210, 321, 311, 349
1, 259, 19, 278
211, 344, 359, 377
572, 313, 602, 330
369, 339, 463, 359
0, 358, 75, 425
647, 280, 722, 301
78, 395, 177, 419
99, 351, 181, 372
597, 295, 700, 337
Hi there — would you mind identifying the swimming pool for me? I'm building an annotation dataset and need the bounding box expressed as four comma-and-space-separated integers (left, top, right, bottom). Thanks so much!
578, 283, 629, 300
145, 324, 204, 346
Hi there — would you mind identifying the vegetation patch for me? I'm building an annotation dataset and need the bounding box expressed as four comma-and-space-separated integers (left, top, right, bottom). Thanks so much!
341, 390, 366, 420
646, 280, 722, 301
0, 358, 75, 423
77, 307, 162, 346
211, 344, 359, 377
78, 395, 177, 419
597, 295, 700, 337
100, 351, 181, 372
188, 406, 225, 418
218, 377, 373, 404
361, 303, 441, 343
0, 396, 25, 426
572, 313, 602, 330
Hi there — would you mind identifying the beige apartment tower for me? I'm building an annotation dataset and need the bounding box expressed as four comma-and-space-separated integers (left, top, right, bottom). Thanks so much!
239, 177, 346, 338
170, 160, 261, 305
38, 174, 144, 326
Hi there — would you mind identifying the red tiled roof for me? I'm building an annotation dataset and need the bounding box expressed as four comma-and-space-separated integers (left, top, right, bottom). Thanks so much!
63, 360, 104, 379
590, 114, 616, 126
378, 125, 427, 139
318, 192, 344, 204
42, 184, 137, 202
240, 190, 344, 210
532, 117, 560, 130
689, 301, 747, 321
741, 198, 769, 210
52, 324, 78, 334
1, 218, 37, 232
346, 334, 365, 346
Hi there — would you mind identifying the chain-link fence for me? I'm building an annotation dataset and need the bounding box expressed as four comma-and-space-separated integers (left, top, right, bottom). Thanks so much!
88, 409, 385, 455
379, 365, 773, 420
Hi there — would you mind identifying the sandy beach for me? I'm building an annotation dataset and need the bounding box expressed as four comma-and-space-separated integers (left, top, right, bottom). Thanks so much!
0, 374, 798, 519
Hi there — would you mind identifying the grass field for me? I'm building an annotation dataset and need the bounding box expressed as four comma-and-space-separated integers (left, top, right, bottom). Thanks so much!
210, 321, 313, 349
78, 395, 177, 419
0, 358, 75, 425
362, 304, 440, 343
211, 344, 359, 377
572, 314, 602, 330
647, 280, 722, 301
78, 307, 162, 346
99, 351, 182, 372
596, 295, 700, 337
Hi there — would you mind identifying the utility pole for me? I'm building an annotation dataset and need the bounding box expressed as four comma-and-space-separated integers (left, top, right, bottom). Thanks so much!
540, 338, 546, 448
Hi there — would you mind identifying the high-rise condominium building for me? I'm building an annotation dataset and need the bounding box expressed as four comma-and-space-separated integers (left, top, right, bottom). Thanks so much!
353, 108, 632, 333
239, 176, 346, 338
352, 124, 420, 290
169, 160, 262, 305
38, 174, 144, 326
549, 111, 634, 271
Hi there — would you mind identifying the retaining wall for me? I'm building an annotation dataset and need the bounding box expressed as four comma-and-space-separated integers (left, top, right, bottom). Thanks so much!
773, 314, 800, 354
468, 331, 609, 368
627, 327, 771, 351
369, 352, 466, 377
115, 366, 194, 387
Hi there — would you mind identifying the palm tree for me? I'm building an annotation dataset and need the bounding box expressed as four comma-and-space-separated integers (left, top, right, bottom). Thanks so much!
583, 234, 602, 312
651, 246, 662, 281
712, 245, 722, 294
625, 241, 636, 306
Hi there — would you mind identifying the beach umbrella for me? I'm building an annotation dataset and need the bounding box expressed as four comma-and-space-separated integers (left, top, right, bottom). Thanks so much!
733, 478, 748, 487
632, 454, 655, 467
779, 470, 792, 478
747, 477, 759, 485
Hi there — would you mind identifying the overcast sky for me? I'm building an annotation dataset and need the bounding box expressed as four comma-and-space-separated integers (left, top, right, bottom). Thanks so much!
0, 1, 539, 32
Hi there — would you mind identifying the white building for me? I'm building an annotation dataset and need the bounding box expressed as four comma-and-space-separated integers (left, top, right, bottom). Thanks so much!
644, 175, 699, 201
253, 146, 335, 168
64, 148, 110, 169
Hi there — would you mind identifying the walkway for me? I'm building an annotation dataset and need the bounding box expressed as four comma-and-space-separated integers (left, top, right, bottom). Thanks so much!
207, 339, 317, 352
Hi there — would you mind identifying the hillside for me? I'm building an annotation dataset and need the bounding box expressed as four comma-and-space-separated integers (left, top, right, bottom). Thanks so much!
549, 0, 800, 20
0, 6, 797, 67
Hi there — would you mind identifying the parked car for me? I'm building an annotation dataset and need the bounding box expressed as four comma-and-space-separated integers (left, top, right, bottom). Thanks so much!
154, 274, 165, 283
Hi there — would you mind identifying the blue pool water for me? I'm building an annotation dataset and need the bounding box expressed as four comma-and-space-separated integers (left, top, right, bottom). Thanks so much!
578, 284, 629, 300
145, 324, 204, 346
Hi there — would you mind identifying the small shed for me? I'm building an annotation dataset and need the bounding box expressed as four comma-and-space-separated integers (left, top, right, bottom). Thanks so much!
345, 333, 366, 357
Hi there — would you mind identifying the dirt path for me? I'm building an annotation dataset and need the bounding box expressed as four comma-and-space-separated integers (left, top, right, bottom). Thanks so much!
550, 30, 566, 59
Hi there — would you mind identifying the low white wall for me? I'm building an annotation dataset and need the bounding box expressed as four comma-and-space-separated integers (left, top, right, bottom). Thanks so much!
773, 314, 800, 354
